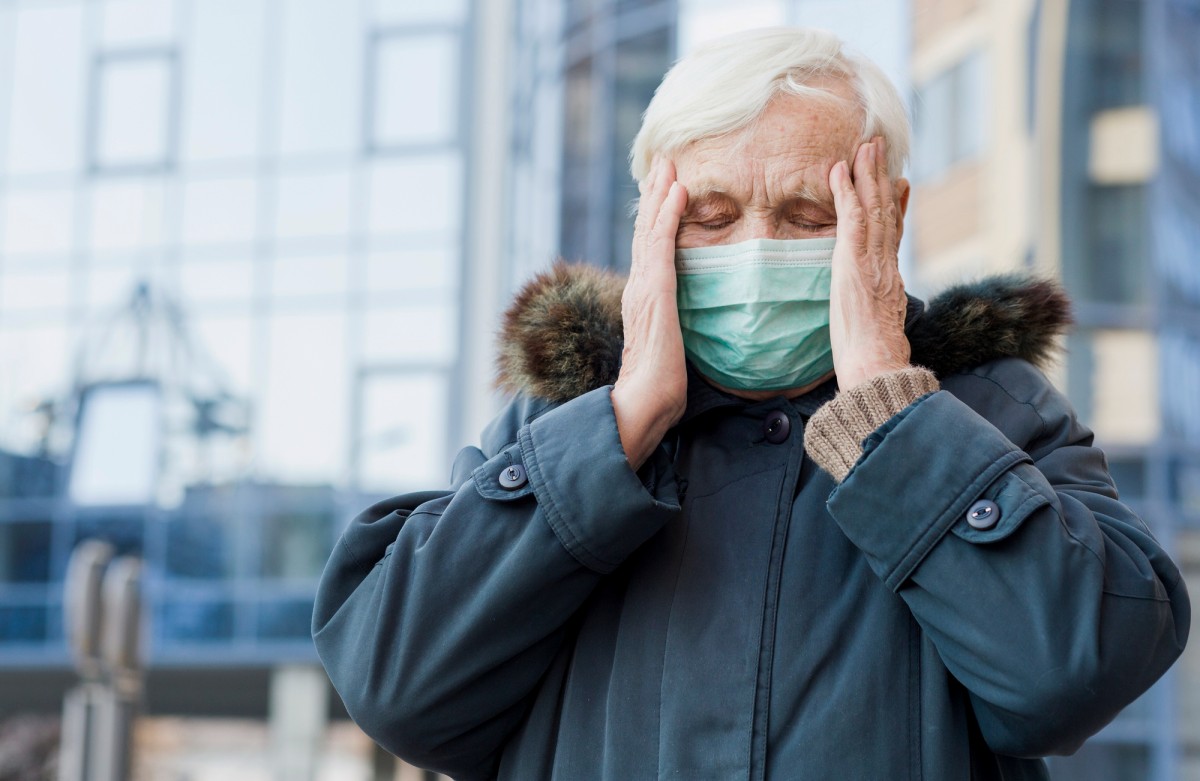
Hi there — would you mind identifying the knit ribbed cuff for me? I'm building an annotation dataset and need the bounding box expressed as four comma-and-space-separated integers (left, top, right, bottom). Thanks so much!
804, 366, 941, 483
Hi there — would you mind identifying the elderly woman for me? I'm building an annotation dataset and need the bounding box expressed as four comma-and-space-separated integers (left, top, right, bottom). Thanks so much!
313, 27, 1188, 779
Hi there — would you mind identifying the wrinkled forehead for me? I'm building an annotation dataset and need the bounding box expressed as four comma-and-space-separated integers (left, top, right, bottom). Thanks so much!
675, 88, 864, 201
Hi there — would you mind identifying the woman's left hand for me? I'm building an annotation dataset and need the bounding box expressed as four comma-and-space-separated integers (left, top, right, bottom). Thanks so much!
827, 136, 912, 390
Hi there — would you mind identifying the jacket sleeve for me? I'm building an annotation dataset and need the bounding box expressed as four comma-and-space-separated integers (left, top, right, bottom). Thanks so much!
819, 358, 1190, 757
311, 386, 681, 778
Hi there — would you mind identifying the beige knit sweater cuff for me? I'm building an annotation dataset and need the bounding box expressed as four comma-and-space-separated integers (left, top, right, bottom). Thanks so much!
804, 366, 941, 483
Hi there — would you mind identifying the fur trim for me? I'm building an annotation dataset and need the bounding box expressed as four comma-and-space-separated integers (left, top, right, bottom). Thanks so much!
496, 261, 626, 402
906, 275, 1073, 378
496, 263, 1072, 403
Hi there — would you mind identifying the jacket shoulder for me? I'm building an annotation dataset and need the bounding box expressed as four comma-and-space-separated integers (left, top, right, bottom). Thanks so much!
941, 357, 1089, 455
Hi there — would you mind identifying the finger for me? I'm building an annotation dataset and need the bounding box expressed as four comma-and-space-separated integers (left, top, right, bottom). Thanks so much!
634, 157, 674, 240
653, 181, 687, 248
643, 181, 687, 282
874, 137, 898, 256
875, 137, 894, 207
852, 141, 886, 256
829, 160, 864, 251
633, 158, 664, 242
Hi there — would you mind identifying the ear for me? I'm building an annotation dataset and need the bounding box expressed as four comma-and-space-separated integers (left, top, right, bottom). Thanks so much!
894, 177, 911, 245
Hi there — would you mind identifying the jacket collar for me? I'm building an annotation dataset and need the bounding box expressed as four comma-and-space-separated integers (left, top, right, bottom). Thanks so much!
494, 262, 1073, 405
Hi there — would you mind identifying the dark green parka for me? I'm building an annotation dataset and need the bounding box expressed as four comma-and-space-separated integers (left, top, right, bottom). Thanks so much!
313, 267, 1189, 780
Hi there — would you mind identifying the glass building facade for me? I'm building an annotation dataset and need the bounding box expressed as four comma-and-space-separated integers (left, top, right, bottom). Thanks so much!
0, 0, 475, 689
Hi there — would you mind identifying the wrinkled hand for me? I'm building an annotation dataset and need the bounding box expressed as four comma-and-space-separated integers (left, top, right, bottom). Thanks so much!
611, 156, 689, 469
828, 137, 912, 390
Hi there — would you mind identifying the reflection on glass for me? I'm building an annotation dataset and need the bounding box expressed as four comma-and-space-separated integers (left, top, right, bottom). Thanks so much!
560, 58, 596, 264
271, 254, 350, 302
375, 0, 468, 24
0, 269, 72, 314
157, 598, 235, 643
68, 383, 162, 507
261, 314, 348, 482
261, 509, 334, 580
100, 0, 176, 46
611, 28, 672, 270
4, 4, 85, 175
256, 598, 316, 640
273, 171, 354, 239
1, 188, 75, 256
165, 514, 232, 580
181, 0, 265, 163
1082, 0, 1144, 110
87, 179, 168, 253
367, 153, 464, 236
0, 605, 47, 643
93, 53, 175, 171
372, 33, 460, 149
364, 246, 460, 294
358, 371, 449, 493
1084, 184, 1148, 306
362, 304, 457, 363
181, 176, 259, 246
277, 0, 361, 157
179, 258, 257, 306
0, 522, 52, 583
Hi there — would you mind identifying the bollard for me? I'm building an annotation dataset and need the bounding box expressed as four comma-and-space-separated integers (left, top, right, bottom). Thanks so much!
90, 556, 143, 781
58, 540, 115, 781
58, 543, 144, 781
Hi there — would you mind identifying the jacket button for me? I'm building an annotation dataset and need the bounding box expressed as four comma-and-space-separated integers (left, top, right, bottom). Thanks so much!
967, 500, 1000, 530
499, 464, 527, 490
763, 411, 791, 444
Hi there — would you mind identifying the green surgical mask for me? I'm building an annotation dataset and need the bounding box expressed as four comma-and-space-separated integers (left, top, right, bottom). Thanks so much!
674, 237, 836, 391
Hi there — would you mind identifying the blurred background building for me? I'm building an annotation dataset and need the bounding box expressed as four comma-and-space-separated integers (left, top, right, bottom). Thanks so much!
0, 0, 1196, 779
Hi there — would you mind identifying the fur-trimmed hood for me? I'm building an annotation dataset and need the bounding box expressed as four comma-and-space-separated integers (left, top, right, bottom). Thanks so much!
495, 261, 1073, 403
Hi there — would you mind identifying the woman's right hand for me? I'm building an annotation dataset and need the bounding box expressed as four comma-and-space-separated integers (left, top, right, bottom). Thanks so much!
611, 156, 690, 470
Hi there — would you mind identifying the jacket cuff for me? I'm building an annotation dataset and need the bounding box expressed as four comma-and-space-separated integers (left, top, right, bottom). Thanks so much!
518, 385, 681, 573
804, 366, 941, 482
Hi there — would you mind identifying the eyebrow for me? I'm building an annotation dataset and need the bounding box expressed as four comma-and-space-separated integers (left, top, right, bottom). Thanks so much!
683, 182, 834, 209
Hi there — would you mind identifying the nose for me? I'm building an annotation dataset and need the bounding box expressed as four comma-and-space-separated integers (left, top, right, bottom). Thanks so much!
726, 213, 779, 243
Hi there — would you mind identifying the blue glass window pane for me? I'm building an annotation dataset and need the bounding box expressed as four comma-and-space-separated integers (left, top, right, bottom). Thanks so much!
165, 514, 233, 580
256, 598, 315, 640
157, 598, 235, 642
1083, 184, 1148, 305
0, 604, 48, 642
0, 523, 52, 583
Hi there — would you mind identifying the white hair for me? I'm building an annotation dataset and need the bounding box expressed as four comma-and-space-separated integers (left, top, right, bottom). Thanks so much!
629, 27, 910, 182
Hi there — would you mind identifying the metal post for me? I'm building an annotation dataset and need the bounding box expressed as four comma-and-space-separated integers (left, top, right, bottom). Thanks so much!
91, 556, 143, 781
59, 540, 115, 781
